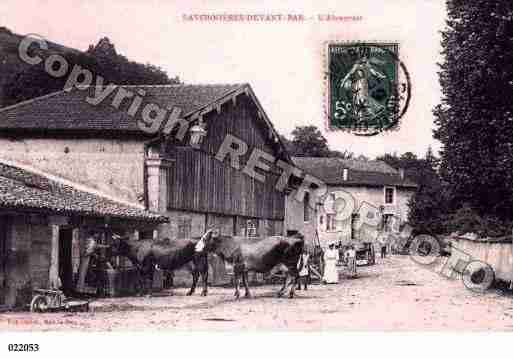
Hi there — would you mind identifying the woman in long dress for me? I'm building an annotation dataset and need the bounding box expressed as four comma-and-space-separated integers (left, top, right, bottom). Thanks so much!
323, 244, 339, 284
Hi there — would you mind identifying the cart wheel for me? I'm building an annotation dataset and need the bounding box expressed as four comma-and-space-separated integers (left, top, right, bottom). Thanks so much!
30, 294, 49, 313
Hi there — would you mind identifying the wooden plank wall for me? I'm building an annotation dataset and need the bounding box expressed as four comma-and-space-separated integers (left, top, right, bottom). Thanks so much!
166, 95, 286, 220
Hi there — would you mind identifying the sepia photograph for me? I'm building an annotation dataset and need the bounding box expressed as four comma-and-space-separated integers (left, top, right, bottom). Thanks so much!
0, 0, 512, 356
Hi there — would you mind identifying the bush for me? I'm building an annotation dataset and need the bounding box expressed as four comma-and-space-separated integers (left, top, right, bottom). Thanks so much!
444, 204, 513, 238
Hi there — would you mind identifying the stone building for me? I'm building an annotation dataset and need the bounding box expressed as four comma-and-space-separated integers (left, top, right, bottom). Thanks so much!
285, 157, 418, 250
0, 83, 294, 285
0, 160, 166, 310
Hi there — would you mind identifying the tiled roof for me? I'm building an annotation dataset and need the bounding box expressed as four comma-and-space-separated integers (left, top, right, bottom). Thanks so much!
0, 162, 168, 222
292, 157, 417, 188
0, 84, 245, 132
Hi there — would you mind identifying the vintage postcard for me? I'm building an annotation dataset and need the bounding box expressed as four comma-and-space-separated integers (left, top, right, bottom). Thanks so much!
0, 0, 512, 356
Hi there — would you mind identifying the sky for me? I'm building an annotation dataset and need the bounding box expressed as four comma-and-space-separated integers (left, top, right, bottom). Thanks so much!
0, 0, 446, 159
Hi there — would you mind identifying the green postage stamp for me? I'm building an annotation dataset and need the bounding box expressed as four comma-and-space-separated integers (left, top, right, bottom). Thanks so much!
326, 42, 411, 136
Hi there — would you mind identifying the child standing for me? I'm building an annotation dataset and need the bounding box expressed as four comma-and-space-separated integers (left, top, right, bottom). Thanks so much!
296, 247, 311, 290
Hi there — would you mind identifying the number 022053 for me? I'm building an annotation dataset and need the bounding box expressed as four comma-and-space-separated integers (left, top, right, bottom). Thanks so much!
7, 344, 40, 352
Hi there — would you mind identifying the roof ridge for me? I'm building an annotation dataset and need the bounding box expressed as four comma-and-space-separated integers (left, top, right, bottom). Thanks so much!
0, 158, 147, 210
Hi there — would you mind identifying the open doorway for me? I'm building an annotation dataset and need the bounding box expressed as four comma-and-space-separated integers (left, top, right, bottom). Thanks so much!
58, 227, 73, 295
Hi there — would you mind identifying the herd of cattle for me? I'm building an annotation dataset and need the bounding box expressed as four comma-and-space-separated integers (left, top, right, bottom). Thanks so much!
110, 229, 306, 299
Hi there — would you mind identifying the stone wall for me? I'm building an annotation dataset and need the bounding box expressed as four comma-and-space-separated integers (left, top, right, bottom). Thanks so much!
0, 137, 146, 205
3, 215, 52, 308
451, 237, 513, 283
284, 194, 317, 250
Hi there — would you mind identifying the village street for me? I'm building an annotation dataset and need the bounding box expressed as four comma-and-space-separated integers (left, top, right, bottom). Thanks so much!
1, 255, 513, 331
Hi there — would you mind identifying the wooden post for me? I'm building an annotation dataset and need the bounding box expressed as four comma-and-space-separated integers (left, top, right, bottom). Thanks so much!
48, 225, 61, 289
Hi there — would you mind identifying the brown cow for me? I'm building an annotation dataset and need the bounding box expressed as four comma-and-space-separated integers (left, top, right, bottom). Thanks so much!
112, 230, 215, 296
198, 230, 304, 299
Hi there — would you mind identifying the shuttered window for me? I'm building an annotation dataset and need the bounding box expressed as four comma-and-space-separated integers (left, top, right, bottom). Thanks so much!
246, 219, 258, 237
384, 187, 395, 204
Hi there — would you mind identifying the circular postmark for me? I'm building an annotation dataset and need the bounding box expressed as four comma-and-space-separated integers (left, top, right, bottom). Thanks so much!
326, 42, 411, 136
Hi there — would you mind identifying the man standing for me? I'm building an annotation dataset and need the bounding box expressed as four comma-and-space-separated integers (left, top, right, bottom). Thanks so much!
381, 244, 387, 259
346, 245, 357, 278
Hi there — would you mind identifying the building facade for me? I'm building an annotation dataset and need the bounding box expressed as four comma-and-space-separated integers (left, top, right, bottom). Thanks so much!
0, 83, 294, 286
285, 157, 418, 250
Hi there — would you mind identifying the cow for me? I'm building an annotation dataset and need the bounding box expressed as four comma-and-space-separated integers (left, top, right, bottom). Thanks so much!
197, 230, 305, 299
112, 230, 216, 296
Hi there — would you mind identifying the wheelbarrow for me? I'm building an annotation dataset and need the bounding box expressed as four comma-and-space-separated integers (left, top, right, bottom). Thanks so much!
29, 288, 90, 313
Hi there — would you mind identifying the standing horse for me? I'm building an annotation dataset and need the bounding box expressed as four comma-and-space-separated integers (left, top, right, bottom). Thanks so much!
198, 231, 304, 298
113, 230, 215, 296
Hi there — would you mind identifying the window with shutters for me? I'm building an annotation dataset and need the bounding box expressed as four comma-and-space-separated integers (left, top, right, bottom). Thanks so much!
384, 187, 395, 204
246, 219, 258, 237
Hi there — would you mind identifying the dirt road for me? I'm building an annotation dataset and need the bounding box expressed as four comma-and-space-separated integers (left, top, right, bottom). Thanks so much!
2, 256, 513, 331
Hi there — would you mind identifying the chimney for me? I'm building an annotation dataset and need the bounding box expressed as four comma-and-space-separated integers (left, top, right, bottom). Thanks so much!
399, 168, 405, 180
343, 168, 349, 181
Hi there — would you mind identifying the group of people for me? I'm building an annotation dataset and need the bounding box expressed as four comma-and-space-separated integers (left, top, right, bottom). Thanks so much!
295, 242, 358, 289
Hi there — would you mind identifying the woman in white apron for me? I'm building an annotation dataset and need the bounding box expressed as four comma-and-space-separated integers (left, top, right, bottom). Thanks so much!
323, 243, 339, 284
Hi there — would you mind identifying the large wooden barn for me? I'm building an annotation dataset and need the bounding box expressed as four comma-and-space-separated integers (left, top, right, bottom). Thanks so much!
0, 83, 295, 286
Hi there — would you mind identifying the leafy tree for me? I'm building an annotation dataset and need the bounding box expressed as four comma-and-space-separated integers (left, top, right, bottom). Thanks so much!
289, 125, 331, 157
282, 125, 354, 158
4, 37, 179, 106
4, 51, 101, 106
433, 0, 513, 235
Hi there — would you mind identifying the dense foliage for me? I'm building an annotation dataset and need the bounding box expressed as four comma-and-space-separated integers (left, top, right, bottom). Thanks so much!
281, 125, 354, 159
433, 0, 513, 236
4, 37, 179, 106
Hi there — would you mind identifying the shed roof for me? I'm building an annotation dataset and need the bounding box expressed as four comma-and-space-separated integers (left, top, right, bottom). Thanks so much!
0, 82, 292, 161
0, 162, 168, 222
292, 157, 417, 188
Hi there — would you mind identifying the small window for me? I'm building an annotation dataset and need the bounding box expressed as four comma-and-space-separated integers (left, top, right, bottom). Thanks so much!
384, 187, 395, 204
319, 215, 324, 225
304, 192, 310, 222
246, 219, 258, 237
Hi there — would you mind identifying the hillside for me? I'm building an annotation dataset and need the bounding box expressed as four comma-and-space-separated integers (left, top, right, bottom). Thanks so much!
0, 26, 83, 108
0, 26, 178, 108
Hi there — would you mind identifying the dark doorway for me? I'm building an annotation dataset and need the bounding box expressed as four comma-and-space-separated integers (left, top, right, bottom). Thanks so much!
58, 228, 73, 295
0, 216, 7, 306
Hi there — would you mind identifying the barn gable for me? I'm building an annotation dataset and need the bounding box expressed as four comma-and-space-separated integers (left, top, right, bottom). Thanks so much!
160, 85, 290, 221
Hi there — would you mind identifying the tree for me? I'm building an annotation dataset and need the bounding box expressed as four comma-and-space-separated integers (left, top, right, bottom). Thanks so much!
405, 149, 450, 235
289, 126, 331, 157
283, 125, 354, 158
4, 37, 179, 106
433, 0, 513, 235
